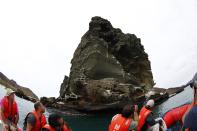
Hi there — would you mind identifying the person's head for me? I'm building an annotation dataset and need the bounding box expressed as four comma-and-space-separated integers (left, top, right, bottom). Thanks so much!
145, 99, 155, 110
6, 88, 15, 101
193, 81, 197, 89
121, 105, 134, 118
192, 81, 197, 101
59, 117, 64, 126
48, 113, 61, 131
34, 101, 45, 113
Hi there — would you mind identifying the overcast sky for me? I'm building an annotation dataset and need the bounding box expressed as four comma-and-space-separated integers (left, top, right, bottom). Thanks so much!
0, 0, 197, 97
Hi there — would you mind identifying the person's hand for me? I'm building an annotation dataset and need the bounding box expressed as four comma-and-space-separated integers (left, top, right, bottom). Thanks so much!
158, 120, 163, 126
134, 105, 138, 112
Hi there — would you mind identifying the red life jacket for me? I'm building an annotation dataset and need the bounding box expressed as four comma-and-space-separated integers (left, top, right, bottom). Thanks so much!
137, 106, 152, 131
0, 96, 18, 123
109, 114, 132, 131
42, 124, 55, 131
26, 111, 47, 131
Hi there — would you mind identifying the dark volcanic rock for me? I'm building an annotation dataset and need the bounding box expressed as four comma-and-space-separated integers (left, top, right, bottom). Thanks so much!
0, 72, 39, 102
42, 16, 156, 112
61, 16, 154, 103
60, 75, 69, 98
41, 17, 188, 113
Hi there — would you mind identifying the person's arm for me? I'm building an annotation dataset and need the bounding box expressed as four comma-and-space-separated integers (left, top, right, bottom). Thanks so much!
26, 122, 34, 131
14, 113, 19, 125
26, 114, 36, 131
133, 105, 139, 121
14, 104, 19, 125
0, 106, 8, 124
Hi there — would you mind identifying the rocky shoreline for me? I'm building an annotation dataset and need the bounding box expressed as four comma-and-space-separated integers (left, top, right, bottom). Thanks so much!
41, 86, 186, 114
0, 72, 39, 102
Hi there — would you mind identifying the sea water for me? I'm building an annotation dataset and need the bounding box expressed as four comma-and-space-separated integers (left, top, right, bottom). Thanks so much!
0, 85, 193, 131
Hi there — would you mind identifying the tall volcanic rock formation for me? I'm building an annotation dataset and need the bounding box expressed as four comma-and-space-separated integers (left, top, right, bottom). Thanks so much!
60, 16, 154, 105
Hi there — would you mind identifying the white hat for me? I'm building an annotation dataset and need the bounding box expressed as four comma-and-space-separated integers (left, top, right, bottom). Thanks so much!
6, 88, 15, 96
146, 99, 155, 108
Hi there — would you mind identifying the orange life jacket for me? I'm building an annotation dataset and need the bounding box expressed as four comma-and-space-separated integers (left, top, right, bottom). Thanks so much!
0, 96, 18, 123
137, 106, 152, 131
109, 114, 132, 131
26, 111, 46, 131
62, 124, 69, 131
41, 113, 47, 127
42, 124, 55, 131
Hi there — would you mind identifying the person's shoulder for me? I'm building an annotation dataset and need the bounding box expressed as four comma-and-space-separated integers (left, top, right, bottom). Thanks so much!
187, 106, 197, 118
28, 112, 36, 117
185, 107, 197, 121
27, 113, 36, 121
112, 114, 120, 120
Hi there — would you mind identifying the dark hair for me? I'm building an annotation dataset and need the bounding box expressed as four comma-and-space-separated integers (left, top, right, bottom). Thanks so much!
48, 113, 61, 128
121, 105, 134, 118
34, 101, 42, 111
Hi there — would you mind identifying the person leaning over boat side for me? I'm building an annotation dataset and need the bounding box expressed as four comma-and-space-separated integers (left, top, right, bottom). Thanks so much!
0, 88, 19, 131
182, 80, 197, 131
59, 117, 72, 131
23, 101, 46, 131
137, 99, 163, 131
109, 104, 139, 131
42, 113, 62, 131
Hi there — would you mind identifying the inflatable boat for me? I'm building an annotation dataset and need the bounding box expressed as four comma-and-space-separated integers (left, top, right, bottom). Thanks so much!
163, 103, 190, 128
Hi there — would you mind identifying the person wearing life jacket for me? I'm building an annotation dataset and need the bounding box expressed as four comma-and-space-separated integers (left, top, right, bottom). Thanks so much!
42, 113, 62, 131
23, 101, 46, 131
138, 99, 162, 131
59, 117, 72, 131
0, 88, 19, 131
182, 79, 197, 131
109, 104, 139, 131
